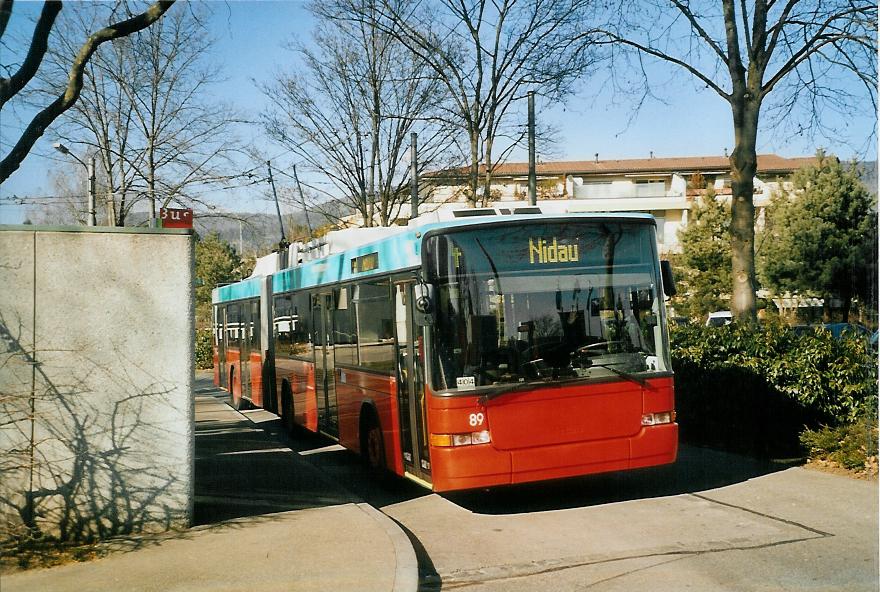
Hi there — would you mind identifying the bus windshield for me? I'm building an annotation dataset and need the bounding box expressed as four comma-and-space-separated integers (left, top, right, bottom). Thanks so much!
425, 221, 671, 393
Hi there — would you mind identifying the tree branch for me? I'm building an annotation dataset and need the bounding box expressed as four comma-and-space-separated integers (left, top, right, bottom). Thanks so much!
0, 0, 175, 183
593, 32, 731, 100
0, 0, 14, 40
0, 1, 61, 107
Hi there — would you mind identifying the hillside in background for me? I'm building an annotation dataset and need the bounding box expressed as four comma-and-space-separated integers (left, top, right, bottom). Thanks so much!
195, 212, 303, 255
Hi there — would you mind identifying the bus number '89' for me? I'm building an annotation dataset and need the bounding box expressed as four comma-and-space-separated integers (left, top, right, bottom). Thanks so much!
469, 413, 484, 427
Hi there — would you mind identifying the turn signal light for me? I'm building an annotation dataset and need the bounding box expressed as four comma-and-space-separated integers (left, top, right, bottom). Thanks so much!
430, 430, 491, 447
641, 411, 676, 426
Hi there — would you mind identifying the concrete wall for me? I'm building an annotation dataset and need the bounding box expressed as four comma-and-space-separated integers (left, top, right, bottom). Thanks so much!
0, 226, 194, 542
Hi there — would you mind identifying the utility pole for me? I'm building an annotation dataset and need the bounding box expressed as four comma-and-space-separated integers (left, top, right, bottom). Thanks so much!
266, 161, 288, 250
410, 132, 419, 220
87, 156, 96, 226
527, 91, 537, 207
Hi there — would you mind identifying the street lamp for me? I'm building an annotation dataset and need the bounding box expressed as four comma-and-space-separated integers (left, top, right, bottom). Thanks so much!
53, 143, 96, 226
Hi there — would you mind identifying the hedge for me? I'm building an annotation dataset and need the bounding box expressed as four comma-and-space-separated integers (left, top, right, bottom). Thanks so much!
195, 329, 214, 370
670, 322, 877, 457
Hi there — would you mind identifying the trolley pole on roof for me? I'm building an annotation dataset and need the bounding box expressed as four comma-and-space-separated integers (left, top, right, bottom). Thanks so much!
266, 161, 289, 250
527, 91, 537, 206
292, 164, 313, 235
410, 132, 419, 220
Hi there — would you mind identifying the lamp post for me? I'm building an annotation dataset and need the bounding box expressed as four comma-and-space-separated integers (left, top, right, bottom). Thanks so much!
53, 143, 96, 226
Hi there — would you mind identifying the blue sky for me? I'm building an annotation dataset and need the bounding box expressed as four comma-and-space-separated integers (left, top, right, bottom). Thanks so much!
1, 1, 875, 224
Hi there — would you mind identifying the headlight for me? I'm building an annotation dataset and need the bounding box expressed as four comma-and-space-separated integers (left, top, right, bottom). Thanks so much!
430, 430, 492, 447
641, 411, 676, 426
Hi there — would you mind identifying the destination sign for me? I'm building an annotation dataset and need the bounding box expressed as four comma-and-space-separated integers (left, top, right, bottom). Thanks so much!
528, 237, 580, 264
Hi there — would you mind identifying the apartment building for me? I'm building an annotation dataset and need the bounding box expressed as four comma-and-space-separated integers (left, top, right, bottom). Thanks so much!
423, 153, 817, 254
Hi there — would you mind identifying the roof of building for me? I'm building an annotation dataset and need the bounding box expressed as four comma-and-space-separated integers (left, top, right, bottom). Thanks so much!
432, 154, 820, 179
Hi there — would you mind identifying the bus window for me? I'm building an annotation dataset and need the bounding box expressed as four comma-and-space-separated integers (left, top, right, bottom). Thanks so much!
251, 300, 261, 352
426, 222, 670, 391
273, 294, 292, 357
226, 304, 240, 348
353, 279, 394, 373
333, 287, 358, 366
290, 292, 312, 358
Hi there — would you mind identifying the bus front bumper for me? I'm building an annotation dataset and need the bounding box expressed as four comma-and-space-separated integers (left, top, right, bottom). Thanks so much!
429, 423, 678, 492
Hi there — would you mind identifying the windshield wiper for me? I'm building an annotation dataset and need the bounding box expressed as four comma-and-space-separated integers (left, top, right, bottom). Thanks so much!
477, 364, 651, 404
478, 380, 543, 403
587, 362, 649, 388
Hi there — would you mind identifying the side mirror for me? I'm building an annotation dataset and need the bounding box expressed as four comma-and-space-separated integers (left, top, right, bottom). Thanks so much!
660, 260, 677, 297
413, 283, 435, 326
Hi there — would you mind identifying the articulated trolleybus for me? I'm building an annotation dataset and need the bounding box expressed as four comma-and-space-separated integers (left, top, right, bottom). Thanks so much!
212, 210, 678, 491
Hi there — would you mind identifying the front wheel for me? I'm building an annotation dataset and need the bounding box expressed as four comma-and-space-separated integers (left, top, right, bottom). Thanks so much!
361, 411, 386, 474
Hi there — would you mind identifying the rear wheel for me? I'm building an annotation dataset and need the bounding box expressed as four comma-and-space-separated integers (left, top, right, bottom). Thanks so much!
229, 366, 244, 410
280, 382, 295, 434
361, 409, 386, 473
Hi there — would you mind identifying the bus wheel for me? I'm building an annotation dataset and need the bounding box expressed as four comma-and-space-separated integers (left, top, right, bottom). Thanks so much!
229, 367, 243, 411
361, 409, 386, 473
280, 382, 295, 434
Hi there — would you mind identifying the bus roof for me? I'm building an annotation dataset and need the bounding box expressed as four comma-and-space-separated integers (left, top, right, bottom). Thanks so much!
212, 211, 656, 304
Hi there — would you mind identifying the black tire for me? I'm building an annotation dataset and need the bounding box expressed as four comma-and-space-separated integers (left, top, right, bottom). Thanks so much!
361, 408, 386, 474
229, 366, 244, 410
262, 358, 277, 414
280, 382, 295, 434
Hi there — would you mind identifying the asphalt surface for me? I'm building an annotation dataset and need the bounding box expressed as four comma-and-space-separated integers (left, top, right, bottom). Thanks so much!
4, 373, 877, 592
2, 376, 418, 592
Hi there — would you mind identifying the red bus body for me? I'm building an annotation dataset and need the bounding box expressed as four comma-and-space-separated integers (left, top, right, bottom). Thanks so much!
216, 353, 677, 491
213, 214, 679, 491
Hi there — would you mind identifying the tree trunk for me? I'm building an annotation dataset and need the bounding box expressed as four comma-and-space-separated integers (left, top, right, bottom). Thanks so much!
481, 106, 497, 208
728, 97, 759, 324
841, 283, 852, 323
468, 127, 479, 207
148, 137, 156, 225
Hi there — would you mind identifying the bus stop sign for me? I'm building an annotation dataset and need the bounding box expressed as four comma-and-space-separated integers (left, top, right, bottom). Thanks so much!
160, 208, 193, 229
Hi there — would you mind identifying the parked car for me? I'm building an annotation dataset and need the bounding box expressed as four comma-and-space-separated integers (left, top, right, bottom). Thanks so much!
822, 322, 870, 340
706, 311, 732, 327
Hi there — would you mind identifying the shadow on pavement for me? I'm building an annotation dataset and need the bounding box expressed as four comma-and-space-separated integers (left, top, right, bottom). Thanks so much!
194, 374, 795, 519
444, 445, 794, 515
193, 387, 360, 525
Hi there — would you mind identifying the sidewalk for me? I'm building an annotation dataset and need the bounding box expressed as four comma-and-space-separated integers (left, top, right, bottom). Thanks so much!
2, 374, 418, 592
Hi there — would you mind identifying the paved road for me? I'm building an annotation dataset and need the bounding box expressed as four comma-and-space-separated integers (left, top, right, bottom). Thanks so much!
265, 406, 878, 591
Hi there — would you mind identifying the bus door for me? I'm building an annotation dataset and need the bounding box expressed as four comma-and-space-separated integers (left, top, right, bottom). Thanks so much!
217, 305, 227, 388
394, 281, 431, 483
312, 292, 339, 437
239, 302, 252, 400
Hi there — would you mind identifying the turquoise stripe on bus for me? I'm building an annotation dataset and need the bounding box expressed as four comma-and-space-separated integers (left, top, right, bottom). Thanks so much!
212, 276, 262, 303
272, 230, 422, 295
215, 212, 657, 303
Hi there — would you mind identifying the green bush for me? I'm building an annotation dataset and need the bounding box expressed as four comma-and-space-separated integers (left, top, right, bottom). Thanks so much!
800, 418, 879, 471
671, 322, 877, 457
195, 329, 214, 370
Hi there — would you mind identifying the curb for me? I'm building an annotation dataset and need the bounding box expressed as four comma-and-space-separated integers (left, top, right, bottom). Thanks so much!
215, 384, 420, 592
357, 503, 420, 592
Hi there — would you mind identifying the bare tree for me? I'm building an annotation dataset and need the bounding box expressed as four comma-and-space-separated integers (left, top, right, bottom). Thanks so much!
332, 0, 597, 206
589, 1, 877, 322
262, 0, 454, 227
0, 0, 175, 183
33, 3, 243, 226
